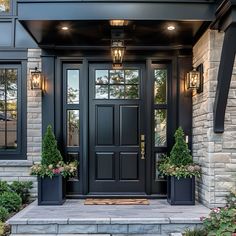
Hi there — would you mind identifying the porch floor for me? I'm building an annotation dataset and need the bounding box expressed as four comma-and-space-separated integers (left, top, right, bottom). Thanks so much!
8, 200, 210, 235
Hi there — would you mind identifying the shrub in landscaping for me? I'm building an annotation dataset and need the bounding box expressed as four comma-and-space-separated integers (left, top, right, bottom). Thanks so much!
184, 227, 207, 236
0, 207, 9, 222
0, 181, 10, 195
0, 192, 22, 213
10, 181, 33, 204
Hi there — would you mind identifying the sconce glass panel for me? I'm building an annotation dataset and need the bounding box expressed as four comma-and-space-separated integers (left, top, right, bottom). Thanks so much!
186, 70, 200, 90
31, 68, 42, 90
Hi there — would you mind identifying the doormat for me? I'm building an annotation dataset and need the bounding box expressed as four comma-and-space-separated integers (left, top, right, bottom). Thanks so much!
84, 198, 150, 205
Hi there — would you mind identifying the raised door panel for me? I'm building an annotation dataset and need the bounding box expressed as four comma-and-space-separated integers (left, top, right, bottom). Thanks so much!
120, 152, 138, 180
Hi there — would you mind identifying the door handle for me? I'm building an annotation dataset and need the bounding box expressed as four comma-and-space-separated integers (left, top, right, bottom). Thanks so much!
140, 135, 145, 160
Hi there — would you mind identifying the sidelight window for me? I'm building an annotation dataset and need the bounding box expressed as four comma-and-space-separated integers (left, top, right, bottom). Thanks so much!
95, 69, 140, 99
154, 68, 167, 147
0, 0, 10, 13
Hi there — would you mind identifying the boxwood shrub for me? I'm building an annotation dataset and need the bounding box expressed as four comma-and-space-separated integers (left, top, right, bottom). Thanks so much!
0, 207, 9, 222
0, 192, 22, 213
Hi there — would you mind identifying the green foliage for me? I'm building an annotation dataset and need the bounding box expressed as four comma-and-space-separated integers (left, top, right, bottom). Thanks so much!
10, 181, 33, 204
0, 222, 4, 236
41, 125, 63, 166
0, 192, 22, 213
170, 127, 192, 166
0, 207, 9, 222
159, 127, 201, 179
0, 222, 10, 236
184, 227, 207, 236
0, 181, 10, 195
202, 207, 236, 236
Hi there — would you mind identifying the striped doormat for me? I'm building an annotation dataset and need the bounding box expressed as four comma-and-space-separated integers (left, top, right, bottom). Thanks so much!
84, 198, 150, 205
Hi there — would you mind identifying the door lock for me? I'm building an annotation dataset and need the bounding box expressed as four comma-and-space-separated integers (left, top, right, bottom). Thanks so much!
140, 135, 145, 160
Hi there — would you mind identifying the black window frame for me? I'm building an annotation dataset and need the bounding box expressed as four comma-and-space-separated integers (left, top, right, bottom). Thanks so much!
0, 63, 27, 160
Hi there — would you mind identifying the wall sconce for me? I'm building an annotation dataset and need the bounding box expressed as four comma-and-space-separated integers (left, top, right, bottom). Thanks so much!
111, 40, 125, 69
186, 64, 203, 93
30, 67, 43, 90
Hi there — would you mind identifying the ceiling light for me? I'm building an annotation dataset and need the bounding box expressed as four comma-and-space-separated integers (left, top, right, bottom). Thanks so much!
167, 25, 175, 31
110, 20, 128, 27
61, 26, 69, 31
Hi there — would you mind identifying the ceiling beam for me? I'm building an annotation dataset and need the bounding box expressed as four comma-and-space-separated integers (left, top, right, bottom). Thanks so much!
17, 1, 215, 21
213, 24, 236, 133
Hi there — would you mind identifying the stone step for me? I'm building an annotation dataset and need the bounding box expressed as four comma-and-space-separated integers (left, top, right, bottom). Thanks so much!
9, 221, 198, 235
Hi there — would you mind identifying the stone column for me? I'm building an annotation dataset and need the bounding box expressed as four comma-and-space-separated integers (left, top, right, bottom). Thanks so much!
193, 30, 236, 207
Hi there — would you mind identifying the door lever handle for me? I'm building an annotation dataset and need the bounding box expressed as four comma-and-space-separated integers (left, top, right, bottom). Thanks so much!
140, 135, 145, 160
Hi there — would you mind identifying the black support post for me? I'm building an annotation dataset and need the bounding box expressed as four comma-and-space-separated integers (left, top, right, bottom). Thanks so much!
213, 24, 236, 133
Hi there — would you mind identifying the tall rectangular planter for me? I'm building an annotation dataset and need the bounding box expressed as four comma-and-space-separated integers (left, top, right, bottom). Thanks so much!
167, 176, 195, 205
38, 175, 66, 205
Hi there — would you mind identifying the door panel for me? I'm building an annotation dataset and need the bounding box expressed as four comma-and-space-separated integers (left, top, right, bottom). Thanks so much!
89, 64, 146, 194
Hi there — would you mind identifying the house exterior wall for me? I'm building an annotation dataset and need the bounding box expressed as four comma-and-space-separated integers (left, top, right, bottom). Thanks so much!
0, 49, 42, 198
193, 30, 236, 207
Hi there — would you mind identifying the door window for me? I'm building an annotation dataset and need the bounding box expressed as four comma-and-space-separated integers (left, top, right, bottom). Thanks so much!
95, 69, 140, 99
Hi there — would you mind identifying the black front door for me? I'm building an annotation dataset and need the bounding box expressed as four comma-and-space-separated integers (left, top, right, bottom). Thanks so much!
89, 64, 146, 194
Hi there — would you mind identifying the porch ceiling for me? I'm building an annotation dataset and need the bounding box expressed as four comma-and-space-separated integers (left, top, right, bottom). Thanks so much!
21, 20, 208, 48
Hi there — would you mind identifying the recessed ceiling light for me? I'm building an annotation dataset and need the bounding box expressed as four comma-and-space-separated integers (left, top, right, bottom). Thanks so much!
110, 20, 128, 27
61, 26, 69, 31
167, 25, 175, 31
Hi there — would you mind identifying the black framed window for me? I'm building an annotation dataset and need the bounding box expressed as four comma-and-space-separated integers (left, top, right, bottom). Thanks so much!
152, 64, 170, 195
0, 64, 26, 159
63, 64, 81, 180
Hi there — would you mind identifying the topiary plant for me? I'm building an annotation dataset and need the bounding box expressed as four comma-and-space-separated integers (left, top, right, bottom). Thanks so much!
41, 125, 63, 166
0, 207, 9, 222
0, 192, 22, 213
169, 127, 192, 166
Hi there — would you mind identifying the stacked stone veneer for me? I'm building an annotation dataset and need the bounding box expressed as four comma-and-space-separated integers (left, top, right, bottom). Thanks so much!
0, 49, 42, 198
193, 30, 236, 207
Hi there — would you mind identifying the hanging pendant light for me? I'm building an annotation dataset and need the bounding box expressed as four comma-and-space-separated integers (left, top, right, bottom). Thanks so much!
111, 40, 125, 69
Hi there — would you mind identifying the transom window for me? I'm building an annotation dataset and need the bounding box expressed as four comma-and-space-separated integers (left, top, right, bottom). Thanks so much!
95, 69, 140, 99
0, 68, 17, 149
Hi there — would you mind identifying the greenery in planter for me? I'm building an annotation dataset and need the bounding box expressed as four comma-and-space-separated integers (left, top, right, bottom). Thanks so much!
159, 127, 201, 179
0, 207, 9, 222
0, 192, 22, 213
30, 125, 78, 178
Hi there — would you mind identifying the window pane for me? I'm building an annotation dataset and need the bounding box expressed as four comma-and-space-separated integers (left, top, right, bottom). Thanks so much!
110, 85, 125, 99
155, 153, 166, 180
7, 131, 17, 148
154, 109, 167, 147
110, 70, 124, 84
0, 131, 5, 149
95, 85, 108, 99
95, 70, 109, 84
0, 69, 4, 89
6, 98, 16, 110
125, 70, 139, 84
67, 70, 79, 104
7, 110, 17, 131
0, 112, 5, 129
154, 69, 167, 104
0, 0, 10, 13
125, 85, 139, 99
67, 110, 80, 147
67, 153, 79, 180
6, 69, 17, 90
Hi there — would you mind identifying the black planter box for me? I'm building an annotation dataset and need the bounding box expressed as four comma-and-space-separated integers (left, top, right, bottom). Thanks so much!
38, 175, 66, 205
167, 176, 195, 205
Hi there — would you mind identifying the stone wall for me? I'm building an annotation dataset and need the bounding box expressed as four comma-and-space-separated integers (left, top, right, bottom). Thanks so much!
193, 30, 236, 207
0, 49, 42, 198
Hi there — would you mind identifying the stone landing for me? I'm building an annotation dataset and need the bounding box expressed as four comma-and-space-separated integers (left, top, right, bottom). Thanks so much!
8, 200, 210, 236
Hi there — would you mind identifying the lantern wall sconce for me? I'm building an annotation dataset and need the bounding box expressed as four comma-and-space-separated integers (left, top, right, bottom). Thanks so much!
111, 39, 125, 69
30, 67, 44, 91
186, 64, 204, 94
